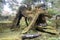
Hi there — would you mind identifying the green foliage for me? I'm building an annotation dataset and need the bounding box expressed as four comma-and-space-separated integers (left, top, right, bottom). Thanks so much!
22, 0, 33, 4
48, 8, 59, 15
0, 7, 2, 13
53, 0, 60, 8
0, 0, 2, 2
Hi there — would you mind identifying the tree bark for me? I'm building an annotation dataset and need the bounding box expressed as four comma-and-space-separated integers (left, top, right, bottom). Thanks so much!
22, 9, 45, 33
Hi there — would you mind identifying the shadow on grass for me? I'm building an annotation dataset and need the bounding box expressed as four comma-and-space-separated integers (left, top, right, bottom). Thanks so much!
35, 28, 56, 35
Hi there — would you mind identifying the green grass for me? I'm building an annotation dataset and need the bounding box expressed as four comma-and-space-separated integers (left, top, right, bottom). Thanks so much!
0, 19, 60, 40
0, 21, 12, 23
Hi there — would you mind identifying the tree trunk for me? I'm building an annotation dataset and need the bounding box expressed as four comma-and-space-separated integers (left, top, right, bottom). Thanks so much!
22, 12, 42, 33
11, 12, 23, 29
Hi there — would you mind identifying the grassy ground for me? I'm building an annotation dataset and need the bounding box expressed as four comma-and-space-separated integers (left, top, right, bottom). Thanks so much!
0, 19, 60, 40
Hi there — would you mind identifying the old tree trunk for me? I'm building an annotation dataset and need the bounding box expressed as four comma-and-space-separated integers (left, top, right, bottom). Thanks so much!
22, 8, 47, 33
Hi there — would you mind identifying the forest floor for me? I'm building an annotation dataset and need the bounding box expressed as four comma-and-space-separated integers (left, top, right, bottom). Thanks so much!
0, 20, 60, 40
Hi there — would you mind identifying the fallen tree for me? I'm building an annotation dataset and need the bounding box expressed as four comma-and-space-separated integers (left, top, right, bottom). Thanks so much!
21, 8, 48, 33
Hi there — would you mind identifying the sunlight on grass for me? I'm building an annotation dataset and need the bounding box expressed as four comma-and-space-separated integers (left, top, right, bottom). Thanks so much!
0, 19, 60, 40
0, 21, 12, 23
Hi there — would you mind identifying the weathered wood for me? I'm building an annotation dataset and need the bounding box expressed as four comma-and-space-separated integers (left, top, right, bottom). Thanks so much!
11, 6, 35, 29
36, 26, 59, 35
22, 8, 46, 33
